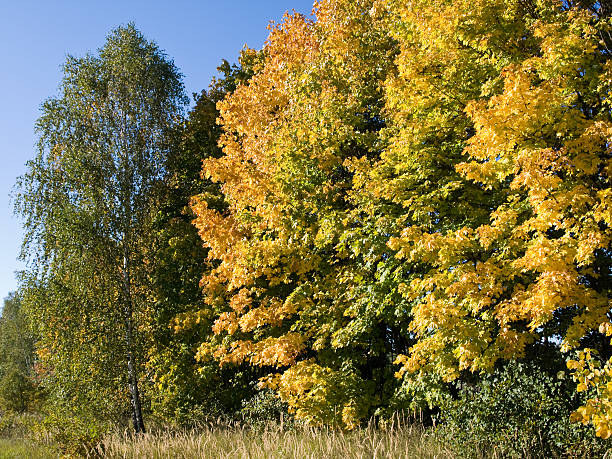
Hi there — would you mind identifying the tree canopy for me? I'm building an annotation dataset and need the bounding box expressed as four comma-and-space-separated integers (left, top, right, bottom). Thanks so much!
14, 23, 187, 432
189, 0, 612, 435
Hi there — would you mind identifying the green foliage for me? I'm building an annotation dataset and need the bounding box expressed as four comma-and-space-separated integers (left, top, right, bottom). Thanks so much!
239, 389, 292, 427
0, 369, 36, 414
0, 293, 38, 413
36, 409, 110, 457
14, 23, 187, 432
437, 358, 608, 458
146, 55, 261, 423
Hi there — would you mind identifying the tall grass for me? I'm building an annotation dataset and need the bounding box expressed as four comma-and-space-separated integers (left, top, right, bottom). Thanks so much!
97, 420, 453, 459
11, 411, 606, 458
0, 412, 56, 459
0, 438, 55, 459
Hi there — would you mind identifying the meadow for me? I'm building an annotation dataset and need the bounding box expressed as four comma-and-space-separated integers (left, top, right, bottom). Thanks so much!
3, 418, 605, 459
96, 422, 453, 459
0, 421, 501, 459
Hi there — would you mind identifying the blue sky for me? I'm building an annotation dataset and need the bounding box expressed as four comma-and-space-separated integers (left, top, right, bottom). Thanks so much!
0, 0, 314, 303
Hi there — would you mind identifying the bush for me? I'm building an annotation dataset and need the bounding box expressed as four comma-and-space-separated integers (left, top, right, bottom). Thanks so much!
239, 389, 293, 428
35, 410, 110, 457
0, 411, 39, 439
436, 359, 609, 458
0, 369, 37, 413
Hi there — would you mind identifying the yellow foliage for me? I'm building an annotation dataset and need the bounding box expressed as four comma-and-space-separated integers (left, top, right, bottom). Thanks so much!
190, 0, 612, 435
260, 359, 370, 429
567, 340, 612, 438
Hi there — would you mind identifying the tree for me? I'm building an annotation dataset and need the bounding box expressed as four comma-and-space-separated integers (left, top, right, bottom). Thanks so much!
146, 55, 263, 421
15, 23, 187, 432
190, 0, 401, 428
379, 0, 612, 437
0, 292, 37, 412
191, 0, 612, 438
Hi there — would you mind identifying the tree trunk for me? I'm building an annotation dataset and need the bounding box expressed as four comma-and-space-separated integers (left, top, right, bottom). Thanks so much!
122, 255, 146, 433
125, 311, 145, 433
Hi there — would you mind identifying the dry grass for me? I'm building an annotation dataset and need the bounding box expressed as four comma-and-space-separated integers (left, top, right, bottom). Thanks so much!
97, 421, 454, 459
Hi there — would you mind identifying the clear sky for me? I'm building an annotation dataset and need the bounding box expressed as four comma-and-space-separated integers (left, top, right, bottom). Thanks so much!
0, 0, 315, 303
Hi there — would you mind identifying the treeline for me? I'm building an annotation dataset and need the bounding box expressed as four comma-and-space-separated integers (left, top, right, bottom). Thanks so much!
2, 0, 611, 456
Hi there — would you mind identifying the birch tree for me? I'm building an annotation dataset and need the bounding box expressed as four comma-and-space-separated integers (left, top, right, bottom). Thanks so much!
15, 23, 187, 432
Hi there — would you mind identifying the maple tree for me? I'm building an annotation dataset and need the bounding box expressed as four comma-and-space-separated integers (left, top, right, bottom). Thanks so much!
382, 0, 612, 436
190, 0, 401, 427
191, 0, 612, 435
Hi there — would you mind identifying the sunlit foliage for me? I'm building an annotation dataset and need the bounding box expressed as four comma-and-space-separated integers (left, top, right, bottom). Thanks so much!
193, 0, 612, 434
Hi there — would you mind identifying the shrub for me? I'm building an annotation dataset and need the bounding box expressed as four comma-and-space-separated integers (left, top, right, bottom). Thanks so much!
436, 359, 609, 458
0, 369, 37, 413
35, 410, 110, 457
239, 389, 293, 428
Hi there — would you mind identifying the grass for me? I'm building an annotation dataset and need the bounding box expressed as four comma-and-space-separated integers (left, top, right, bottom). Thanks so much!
2, 412, 610, 458
0, 438, 56, 459
96, 421, 453, 459
3, 422, 607, 459
0, 411, 454, 458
